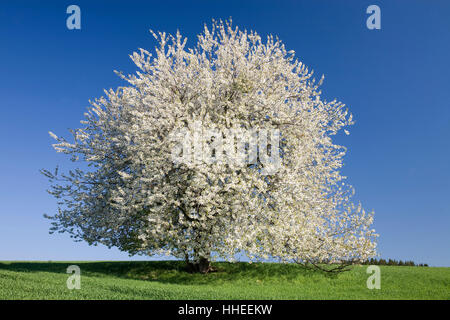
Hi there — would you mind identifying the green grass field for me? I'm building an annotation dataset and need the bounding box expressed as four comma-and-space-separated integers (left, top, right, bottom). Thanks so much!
0, 261, 448, 299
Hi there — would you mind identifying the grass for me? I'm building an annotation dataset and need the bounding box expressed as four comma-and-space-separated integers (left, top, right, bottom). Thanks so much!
0, 261, 448, 299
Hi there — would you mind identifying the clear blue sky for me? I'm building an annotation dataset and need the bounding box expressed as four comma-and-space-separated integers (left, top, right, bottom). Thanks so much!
0, 0, 449, 266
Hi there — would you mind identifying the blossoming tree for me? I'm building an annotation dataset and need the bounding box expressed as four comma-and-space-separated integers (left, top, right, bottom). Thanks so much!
42, 20, 377, 273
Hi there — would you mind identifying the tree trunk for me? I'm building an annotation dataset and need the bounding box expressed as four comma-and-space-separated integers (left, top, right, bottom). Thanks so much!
185, 256, 215, 273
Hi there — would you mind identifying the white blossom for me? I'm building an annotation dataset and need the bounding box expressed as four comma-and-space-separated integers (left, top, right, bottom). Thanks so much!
43, 20, 377, 272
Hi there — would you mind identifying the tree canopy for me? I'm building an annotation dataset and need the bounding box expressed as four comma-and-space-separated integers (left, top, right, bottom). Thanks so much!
42, 20, 377, 273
